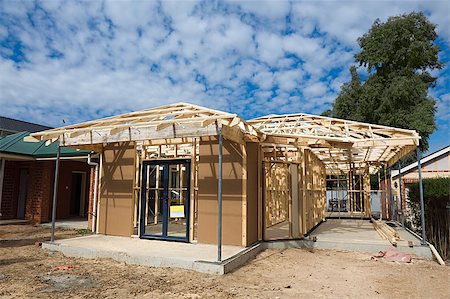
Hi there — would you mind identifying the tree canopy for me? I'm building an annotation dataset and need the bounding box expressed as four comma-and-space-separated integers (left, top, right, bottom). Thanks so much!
330, 12, 443, 151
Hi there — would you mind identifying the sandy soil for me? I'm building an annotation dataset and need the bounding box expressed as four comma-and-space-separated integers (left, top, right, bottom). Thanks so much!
0, 225, 449, 298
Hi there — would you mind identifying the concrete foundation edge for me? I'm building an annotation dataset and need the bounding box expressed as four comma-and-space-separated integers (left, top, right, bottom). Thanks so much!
42, 241, 265, 275
42, 238, 433, 275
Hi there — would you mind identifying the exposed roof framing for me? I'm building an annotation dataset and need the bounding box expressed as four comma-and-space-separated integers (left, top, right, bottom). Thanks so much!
31, 102, 259, 146
30, 102, 420, 174
249, 113, 420, 172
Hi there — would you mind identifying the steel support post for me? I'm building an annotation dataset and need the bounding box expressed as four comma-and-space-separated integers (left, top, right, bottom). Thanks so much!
217, 127, 223, 262
50, 144, 61, 243
416, 147, 427, 245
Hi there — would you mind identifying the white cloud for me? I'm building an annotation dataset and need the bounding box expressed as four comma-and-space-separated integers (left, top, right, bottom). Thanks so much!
256, 31, 284, 65
0, 0, 448, 128
302, 81, 328, 98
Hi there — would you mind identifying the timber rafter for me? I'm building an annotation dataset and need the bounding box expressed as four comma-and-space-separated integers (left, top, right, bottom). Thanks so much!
30, 102, 420, 174
249, 113, 420, 173
30, 102, 260, 146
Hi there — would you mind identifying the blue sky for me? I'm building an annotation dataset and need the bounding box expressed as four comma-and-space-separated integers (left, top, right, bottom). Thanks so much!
0, 0, 449, 153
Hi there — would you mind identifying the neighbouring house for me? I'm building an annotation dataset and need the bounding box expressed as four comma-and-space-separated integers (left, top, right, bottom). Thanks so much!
30, 102, 420, 247
0, 131, 93, 224
390, 145, 450, 223
0, 116, 52, 137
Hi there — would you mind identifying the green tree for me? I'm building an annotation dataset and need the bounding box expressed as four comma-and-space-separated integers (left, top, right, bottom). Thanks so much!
330, 12, 443, 151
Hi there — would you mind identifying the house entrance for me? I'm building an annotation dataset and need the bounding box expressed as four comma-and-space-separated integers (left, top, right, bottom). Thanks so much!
17, 168, 29, 219
70, 172, 86, 217
140, 159, 191, 241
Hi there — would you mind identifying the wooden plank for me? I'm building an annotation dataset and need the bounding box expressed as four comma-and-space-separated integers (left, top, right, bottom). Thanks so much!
257, 144, 263, 241
242, 143, 247, 246
290, 164, 299, 238
96, 146, 104, 234
133, 143, 139, 229
189, 138, 196, 242
222, 125, 246, 145
59, 123, 220, 146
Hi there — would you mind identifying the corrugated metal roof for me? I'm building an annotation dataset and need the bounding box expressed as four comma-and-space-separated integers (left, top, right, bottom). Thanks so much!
0, 131, 89, 158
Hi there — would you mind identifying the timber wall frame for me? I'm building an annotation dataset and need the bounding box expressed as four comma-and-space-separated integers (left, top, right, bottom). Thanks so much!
30, 102, 421, 245
261, 144, 326, 239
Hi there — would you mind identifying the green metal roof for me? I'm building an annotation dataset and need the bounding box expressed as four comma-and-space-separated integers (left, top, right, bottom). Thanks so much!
0, 132, 90, 158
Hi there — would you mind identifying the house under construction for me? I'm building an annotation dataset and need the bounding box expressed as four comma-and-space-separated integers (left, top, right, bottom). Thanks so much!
30, 103, 420, 248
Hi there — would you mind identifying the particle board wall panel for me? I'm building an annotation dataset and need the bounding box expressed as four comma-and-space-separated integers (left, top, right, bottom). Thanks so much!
197, 137, 244, 246
246, 142, 259, 246
98, 142, 135, 237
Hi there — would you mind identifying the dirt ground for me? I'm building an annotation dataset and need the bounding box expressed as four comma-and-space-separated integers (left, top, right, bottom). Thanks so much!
0, 225, 449, 298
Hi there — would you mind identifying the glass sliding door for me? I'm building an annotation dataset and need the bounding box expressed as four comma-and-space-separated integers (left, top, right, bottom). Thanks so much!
140, 159, 190, 241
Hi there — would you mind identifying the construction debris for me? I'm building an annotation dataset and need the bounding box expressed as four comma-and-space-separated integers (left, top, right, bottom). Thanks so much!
371, 218, 400, 246
372, 248, 412, 263
429, 244, 446, 266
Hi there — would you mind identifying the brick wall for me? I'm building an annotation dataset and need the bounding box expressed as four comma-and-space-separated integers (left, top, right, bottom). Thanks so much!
1, 159, 92, 223
25, 161, 54, 223
0, 161, 20, 219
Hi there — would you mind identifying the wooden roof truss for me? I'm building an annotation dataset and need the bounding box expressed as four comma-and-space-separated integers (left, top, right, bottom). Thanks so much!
30, 103, 259, 147
249, 113, 420, 173
31, 103, 420, 174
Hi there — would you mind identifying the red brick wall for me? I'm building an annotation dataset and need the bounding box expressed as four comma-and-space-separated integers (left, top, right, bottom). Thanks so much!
25, 161, 54, 223
0, 161, 20, 219
1, 159, 93, 223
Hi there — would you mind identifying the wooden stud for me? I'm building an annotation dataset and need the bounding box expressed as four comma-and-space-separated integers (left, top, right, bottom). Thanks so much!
242, 143, 247, 246
189, 138, 196, 242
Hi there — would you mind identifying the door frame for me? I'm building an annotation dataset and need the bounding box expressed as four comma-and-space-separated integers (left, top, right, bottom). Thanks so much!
71, 171, 87, 217
17, 168, 29, 219
139, 159, 191, 242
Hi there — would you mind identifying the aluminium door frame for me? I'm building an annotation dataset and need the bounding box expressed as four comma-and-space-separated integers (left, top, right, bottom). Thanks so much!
139, 158, 191, 242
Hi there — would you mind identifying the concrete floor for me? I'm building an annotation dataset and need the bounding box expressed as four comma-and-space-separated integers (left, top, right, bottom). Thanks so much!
265, 220, 290, 240
311, 219, 387, 243
43, 234, 254, 274
41, 219, 88, 230
309, 219, 432, 259
326, 211, 366, 218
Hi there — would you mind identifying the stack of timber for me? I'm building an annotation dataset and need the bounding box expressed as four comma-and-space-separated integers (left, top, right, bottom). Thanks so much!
371, 218, 401, 246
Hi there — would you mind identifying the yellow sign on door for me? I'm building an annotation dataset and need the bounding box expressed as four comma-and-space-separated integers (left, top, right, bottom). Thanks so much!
170, 205, 185, 218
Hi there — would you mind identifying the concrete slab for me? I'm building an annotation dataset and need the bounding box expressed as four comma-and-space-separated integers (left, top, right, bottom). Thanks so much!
0, 219, 30, 225
309, 219, 432, 259
42, 235, 263, 275
311, 219, 386, 243
41, 219, 88, 230
326, 212, 368, 219
41, 220, 433, 275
